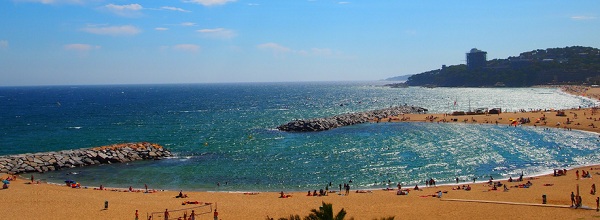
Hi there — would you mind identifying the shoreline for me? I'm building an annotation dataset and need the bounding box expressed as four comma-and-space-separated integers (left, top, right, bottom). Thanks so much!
1, 85, 600, 219
3, 164, 599, 219
9, 86, 600, 193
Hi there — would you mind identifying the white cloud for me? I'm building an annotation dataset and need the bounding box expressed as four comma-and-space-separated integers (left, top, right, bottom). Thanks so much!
14, 0, 84, 4
155, 27, 169, 31
184, 0, 236, 6
64, 43, 100, 51
310, 48, 333, 56
81, 25, 141, 36
247, 3, 259, 6
338, 1, 350, 4
571, 15, 596, 20
258, 43, 346, 58
196, 28, 236, 39
171, 44, 201, 52
161, 6, 190, 12
180, 22, 196, 27
103, 4, 143, 17
257, 43, 292, 55
0, 40, 8, 49
105, 3, 142, 11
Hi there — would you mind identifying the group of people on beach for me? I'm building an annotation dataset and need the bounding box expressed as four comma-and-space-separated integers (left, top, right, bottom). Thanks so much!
299, 181, 355, 198
158, 208, 202, 220
1, 174, 17, 189
576, 169, 593, 179
306, 189, 328, 197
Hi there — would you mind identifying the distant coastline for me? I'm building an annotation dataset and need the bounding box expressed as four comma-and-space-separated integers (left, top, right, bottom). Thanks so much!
388, 46, 600, 87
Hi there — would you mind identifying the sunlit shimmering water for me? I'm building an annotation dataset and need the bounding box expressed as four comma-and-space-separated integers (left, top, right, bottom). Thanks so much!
1, 82, 598, 191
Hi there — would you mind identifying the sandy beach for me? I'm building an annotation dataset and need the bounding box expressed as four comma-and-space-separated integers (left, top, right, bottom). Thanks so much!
2, 86, 600, 220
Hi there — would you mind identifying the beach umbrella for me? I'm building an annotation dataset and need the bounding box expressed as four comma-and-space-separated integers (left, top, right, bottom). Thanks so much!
2, 179, 10, 184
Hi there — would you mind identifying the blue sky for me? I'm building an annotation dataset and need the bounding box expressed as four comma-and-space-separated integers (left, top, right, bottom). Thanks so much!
0, 0, 599, 86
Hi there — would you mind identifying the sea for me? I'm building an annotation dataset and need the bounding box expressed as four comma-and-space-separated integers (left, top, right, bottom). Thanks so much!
1, 81, 599, 192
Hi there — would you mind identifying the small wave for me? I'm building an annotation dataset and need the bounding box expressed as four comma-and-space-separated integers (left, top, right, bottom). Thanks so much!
177, 110, 208, 113
268, 108, 289, 111
68, 126, 82, 129
423, 163, 449, 168
492, 166, 508, 171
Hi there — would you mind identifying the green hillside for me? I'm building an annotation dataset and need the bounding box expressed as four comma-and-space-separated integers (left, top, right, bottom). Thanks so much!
403, 46, 600, 87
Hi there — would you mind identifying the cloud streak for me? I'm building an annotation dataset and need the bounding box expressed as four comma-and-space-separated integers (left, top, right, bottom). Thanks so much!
180, 22, 196, 27
81, 25, 141, 36
184, 0, 236, 6
64, 43, 100, 51
102, 4, 143, 17
197, 28, 236, 39
161, 6, 190, 12
571, 15, 596, 20
161, 44, 201, 52
257, 43, 292, 55
14, 0, 84, 4
173, 44, 200, 52
258, 42, 346, 58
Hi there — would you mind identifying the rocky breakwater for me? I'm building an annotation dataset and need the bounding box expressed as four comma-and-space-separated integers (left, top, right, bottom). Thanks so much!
277, 106, 428, 132
0, 142, 171, 174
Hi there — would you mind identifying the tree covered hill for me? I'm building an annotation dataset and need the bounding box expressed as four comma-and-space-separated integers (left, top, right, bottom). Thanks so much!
404, 46, 600, 87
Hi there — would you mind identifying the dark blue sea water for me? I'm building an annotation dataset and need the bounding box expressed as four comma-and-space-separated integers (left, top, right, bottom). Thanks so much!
1, 82, 599, 191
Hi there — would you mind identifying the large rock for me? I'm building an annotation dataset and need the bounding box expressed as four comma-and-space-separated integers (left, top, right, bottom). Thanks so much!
0, 142, 172, 175
277, 106, 428, 132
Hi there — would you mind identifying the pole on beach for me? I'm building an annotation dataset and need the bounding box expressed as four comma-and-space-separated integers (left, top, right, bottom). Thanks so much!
576, 184, 580, 208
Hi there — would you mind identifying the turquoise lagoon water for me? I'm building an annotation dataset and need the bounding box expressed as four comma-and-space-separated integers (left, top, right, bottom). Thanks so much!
0, 82, 598, 191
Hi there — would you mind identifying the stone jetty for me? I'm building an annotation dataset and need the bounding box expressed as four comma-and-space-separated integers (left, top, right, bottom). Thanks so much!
277, 106, 428, 132
0, 142, 171, 174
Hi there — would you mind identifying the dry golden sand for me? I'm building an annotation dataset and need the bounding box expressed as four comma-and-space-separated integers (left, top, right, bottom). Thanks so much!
1, 86, 600, 220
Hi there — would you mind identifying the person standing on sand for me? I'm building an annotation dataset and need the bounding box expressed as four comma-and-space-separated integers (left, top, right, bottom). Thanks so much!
592, 184, 596, 195
164, 209, 169, 220
576, 170, 580, 180
571, 192, 576, 207
190, 210, 196, 220
596, 197, 599, 211
345, 184, 350, 195
213, 209, 218, 220
135, 210, 139, 220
